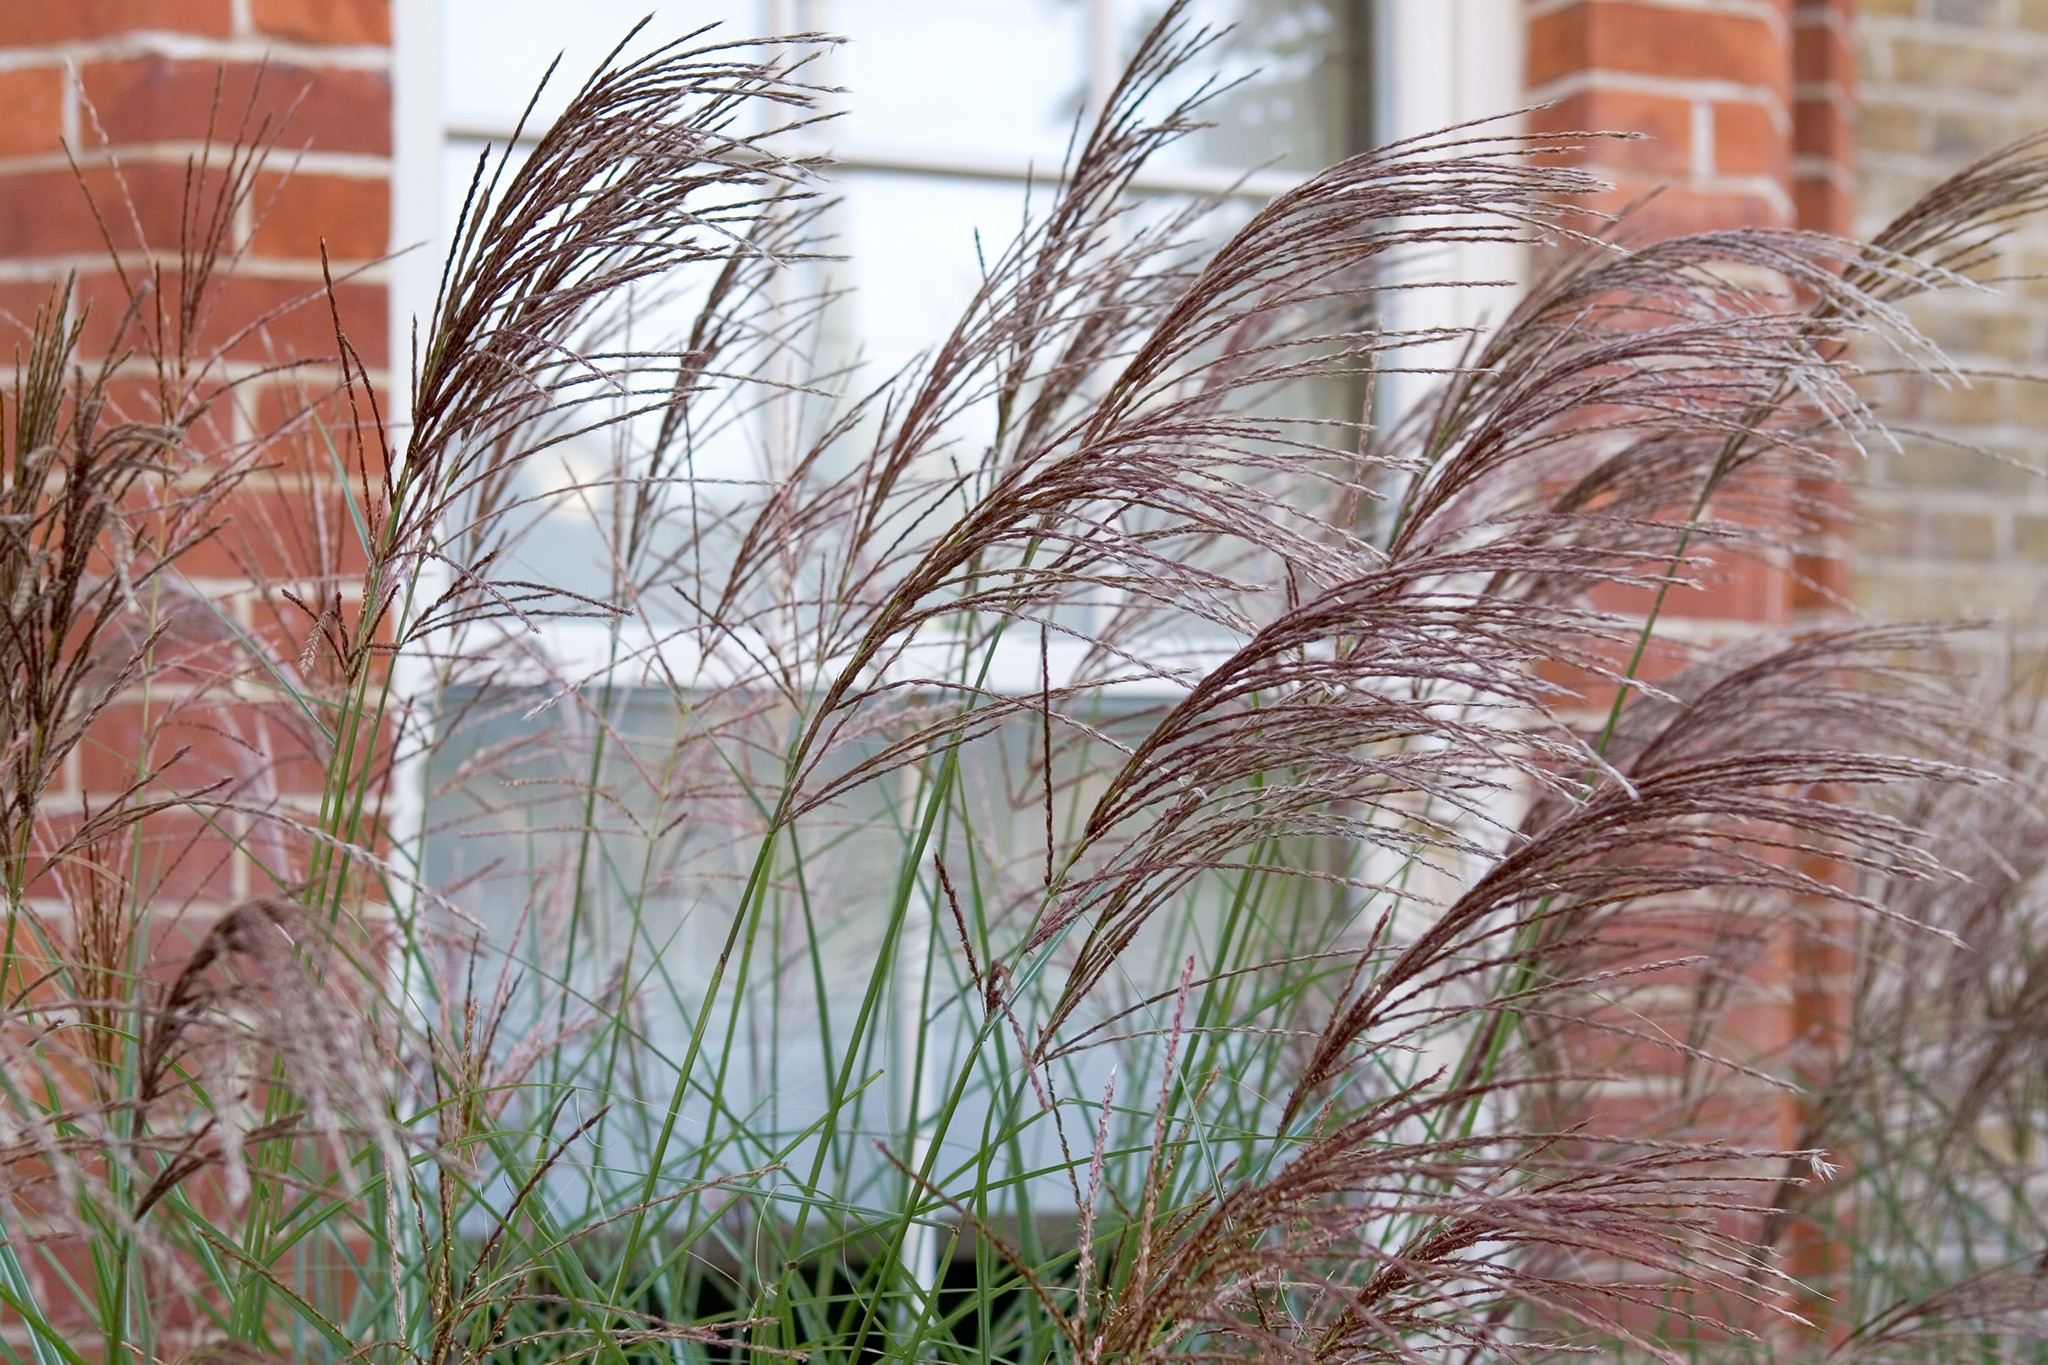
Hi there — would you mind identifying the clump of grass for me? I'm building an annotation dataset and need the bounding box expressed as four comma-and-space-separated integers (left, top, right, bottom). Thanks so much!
1733, 661, 2048, 1362
5, 10, 2048, 1362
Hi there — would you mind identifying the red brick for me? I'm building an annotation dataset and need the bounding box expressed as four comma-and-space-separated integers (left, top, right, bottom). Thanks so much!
80, 703, 264, 802
252, 0, 390, 45
1795, 0, 1854, 21
1582, 545, 1790, 625
1528, 2, 1809, 240
59, 263, 383, 369
0, 161, 252, 266
71, 273, 178, 361
0, 166, 165, 258
1535, 634, 1699, 712
0, 66, 65, 159
0, 0, 233, 42
18, 1234, 99, 1330
1555, 994, 1793, 1079
1532, 87, 1697, 175
1529, 3, 1593, 90
1794, 176, 1853, 235
252, 171, 390, 261
1533, 3, 1792, 93
177, 480, 377, 585
207, 273, 388, 367
1713, 100, 1787, 180
253, 377, 397, 481
80, 700, 328, 800
1793, 96, 1852, 163
1793, 17, 1855, 89
94, 373, 221, 438
31, 808, 240, 906
0, 278, 72, 335
81, 57, 391, 157
1591, 182, 1791, 235
1577, 1083, 1794, 1148
131, 811, 243, 905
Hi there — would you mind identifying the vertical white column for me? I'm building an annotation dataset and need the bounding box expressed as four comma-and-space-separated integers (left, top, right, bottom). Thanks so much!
389, 0, 443, 433
1373, 0, 1527, 425
384, 0, 444, 920
1089, 0, 1121, 125
764, 0, 807, 484
383, 10, 445, 1347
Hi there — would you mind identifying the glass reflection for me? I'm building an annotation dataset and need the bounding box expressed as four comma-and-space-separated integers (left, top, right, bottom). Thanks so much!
828, 0, 1091, 164
442, 1, 1358, 175
442, 0, 752, 127
1122, 0, 1357, 174
426, 1, 1368, 1132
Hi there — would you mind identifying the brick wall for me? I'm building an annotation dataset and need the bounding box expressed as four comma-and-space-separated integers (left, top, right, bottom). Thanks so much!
1530, 0, 1796, 234
1528, 0, 1859, 620
1855, 0, 2048, 633
0, 2, 392, 936
0, 0, 395, 1332
1525, 0, 1864, 1337
1527, 0, 1857, 229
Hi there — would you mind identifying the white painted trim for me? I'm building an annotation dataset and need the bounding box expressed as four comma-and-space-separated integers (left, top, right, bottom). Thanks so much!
440, 121, 1312, 202
390, 0, 1533, 412
1374, 0, 1528, 423
403, 0, 1529, 653
390, 0, 442, 434
1378, 0, 1525, 150
383, 0, 445, 929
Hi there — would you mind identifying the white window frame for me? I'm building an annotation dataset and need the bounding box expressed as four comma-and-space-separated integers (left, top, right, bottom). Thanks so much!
379, 0, 1528, 916
379, 0, 1525, 1288
381, 0, 1527, 848
392, 1, 1529, 390
387, 0, 1526, 667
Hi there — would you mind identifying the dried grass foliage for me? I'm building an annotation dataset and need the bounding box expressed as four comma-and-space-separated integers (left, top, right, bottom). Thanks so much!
1, 10, 2047, 1362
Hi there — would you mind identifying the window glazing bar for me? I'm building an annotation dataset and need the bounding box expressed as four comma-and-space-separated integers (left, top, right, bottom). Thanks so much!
443, 121, 1310, 201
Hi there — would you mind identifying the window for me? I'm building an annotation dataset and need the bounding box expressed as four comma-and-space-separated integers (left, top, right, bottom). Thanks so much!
440, 4, 1359, 362
395, 4, 1385, 1244
394, 3, 1537, 1286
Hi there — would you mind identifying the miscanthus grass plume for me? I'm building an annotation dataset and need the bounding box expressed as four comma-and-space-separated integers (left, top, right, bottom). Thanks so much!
4, 10, 2048, 1361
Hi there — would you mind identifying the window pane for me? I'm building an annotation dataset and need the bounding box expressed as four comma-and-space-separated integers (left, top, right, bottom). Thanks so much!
824, 169, 1058, 380
442, 0, 764, 128
1121, 0, 1359, 174
419, 0, 1370, 1211
825, 0, 1091, 165
444, 2, 1360, 172
423, 685, 1191, 1201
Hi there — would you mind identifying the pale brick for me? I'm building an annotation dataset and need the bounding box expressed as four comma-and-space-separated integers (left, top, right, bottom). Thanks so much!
1861, 569, 1956, 619
2013, 511, 2048, 559
1930, 309, 2042, 362
1863, 167, 1946, 216
1893, 39, 2031, 95
0, 67, 62, 159
1926, 509, 2001, 559
1961, 566, 2048, 616
1858, 103, 1923, 155
1924, 376, 2005, 425
2010, 377, 2048, 429
1875, 565, 2041, 619
1931, 109, 2016, 160
1855, 506, 1914, 555
1886, 439, 2043, 494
